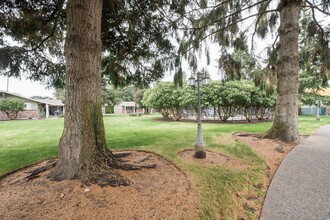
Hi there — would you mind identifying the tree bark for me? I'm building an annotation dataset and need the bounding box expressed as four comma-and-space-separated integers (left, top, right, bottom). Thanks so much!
49, 0, 128, 186
264, 0, 301, 142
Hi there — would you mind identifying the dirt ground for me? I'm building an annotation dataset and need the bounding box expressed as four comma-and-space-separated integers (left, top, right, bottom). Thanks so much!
0, 136, 301, 220
179, 149, 248, 169
0, 151, 197, 220
234, 134, 301, 181
233, 134, 302, 219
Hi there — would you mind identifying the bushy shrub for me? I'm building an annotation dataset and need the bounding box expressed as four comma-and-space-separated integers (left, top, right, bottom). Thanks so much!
142, 81, 276, 122
0, 98, 26, 120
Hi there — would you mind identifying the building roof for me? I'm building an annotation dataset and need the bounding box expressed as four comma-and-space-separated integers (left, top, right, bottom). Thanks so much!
119, 101, 136, 107
0, 91, 64, 106
1, 90, 42, 103
317, 88, 330, 97
305, 88, 330, 97
35, 99, 64, 106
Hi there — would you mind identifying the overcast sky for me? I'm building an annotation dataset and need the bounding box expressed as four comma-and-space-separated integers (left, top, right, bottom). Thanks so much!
0, 76, 54, 98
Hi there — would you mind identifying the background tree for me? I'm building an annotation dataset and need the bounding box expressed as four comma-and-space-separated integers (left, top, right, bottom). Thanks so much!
101, 82, 148, 113
219, 33, 258, 80
214, 81, 241, 122
53, 88, 66, 102
225, 80, 254, 122
252, 89, 276, 120
133, 88, 146, 110
101, 85, 119, 114
142, 82, 184, 120
30, 95, 52, 100
0, 98, 25, 120
116, 85, 136, 102
143, 80, 275, 122
176, 0, 329, 142
100, 77, 120, 113
298, 11, 329, 106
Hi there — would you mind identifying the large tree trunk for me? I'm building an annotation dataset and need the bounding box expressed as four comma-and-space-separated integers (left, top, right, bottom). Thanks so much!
264, 0, 301, 142
49, 0, 128, 186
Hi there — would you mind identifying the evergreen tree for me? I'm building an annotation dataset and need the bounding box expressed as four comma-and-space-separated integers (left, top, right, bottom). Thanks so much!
299, 11, 329, 95
176, 0, 329, 142
0, 0, 186, 185
0, 0, 183, 87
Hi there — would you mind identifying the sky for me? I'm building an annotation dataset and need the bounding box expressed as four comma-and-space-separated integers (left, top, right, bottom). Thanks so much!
0, 76, 55, 98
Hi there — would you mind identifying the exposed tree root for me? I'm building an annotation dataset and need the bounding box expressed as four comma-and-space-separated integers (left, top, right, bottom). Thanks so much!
118, 163, 157, 171
113, 151, 156, 170
115, 155, 157, 172
30, 151, 157, 187
78, 152, 157, 187
233, 132, 262, 138
83, 156, 157, 187
136, 155, 152, 163
87, 171, 131, 187
25, 160, 57, 180
113, 152, 132, 158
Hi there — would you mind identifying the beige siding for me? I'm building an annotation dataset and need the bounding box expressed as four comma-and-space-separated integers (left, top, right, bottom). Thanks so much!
0, 94, 38, 110
24, 102, 38, 110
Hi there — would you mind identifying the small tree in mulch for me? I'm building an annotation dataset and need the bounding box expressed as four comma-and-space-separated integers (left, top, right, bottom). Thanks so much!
0, 98, 25, 120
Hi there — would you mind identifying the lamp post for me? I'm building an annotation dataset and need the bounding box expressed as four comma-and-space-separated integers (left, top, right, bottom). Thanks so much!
6, 77, 9, 92
316, 99, 320, 121
188, 71, 209, 158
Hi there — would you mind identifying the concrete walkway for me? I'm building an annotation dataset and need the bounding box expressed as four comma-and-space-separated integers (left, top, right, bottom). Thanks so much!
261, 125, 330, 220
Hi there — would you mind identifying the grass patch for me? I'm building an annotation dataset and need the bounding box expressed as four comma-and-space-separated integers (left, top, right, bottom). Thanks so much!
0, 119, 63, 175
0, 114, 328, 218
183, 140, 265, 219
298, 115, 330, 135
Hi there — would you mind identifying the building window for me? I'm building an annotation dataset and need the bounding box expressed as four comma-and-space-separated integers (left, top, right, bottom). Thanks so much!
25, 103, 32, 110
126, 106, 134, 113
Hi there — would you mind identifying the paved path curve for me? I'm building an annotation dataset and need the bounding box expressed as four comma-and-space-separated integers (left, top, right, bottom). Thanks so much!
261, 125, 330, 220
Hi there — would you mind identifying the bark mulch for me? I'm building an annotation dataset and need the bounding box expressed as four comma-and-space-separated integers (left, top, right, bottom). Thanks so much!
0, 151, 197, 220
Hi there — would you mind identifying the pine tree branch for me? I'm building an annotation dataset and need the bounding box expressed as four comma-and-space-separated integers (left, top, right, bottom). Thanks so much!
174, 0, 270, 32
250, 0, 274, 54
250, 13, 267, 53
309, 2, 326, 44
305, 1, 330, 16
184, 9, 279, 54
195, 0, 270, 30
154, 3, 183, 30
31, 0, 65, 51
271, 34, 279, 52
185, 0, 233, 15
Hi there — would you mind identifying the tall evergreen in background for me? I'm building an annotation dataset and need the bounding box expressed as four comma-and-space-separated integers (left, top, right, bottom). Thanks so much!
176, 0, 329, 142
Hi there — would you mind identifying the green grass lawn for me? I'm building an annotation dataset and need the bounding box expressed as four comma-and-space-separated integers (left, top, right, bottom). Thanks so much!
1, 114, 329, 219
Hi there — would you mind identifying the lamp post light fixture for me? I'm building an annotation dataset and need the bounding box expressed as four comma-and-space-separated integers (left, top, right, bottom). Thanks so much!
188, 71, 209, 158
